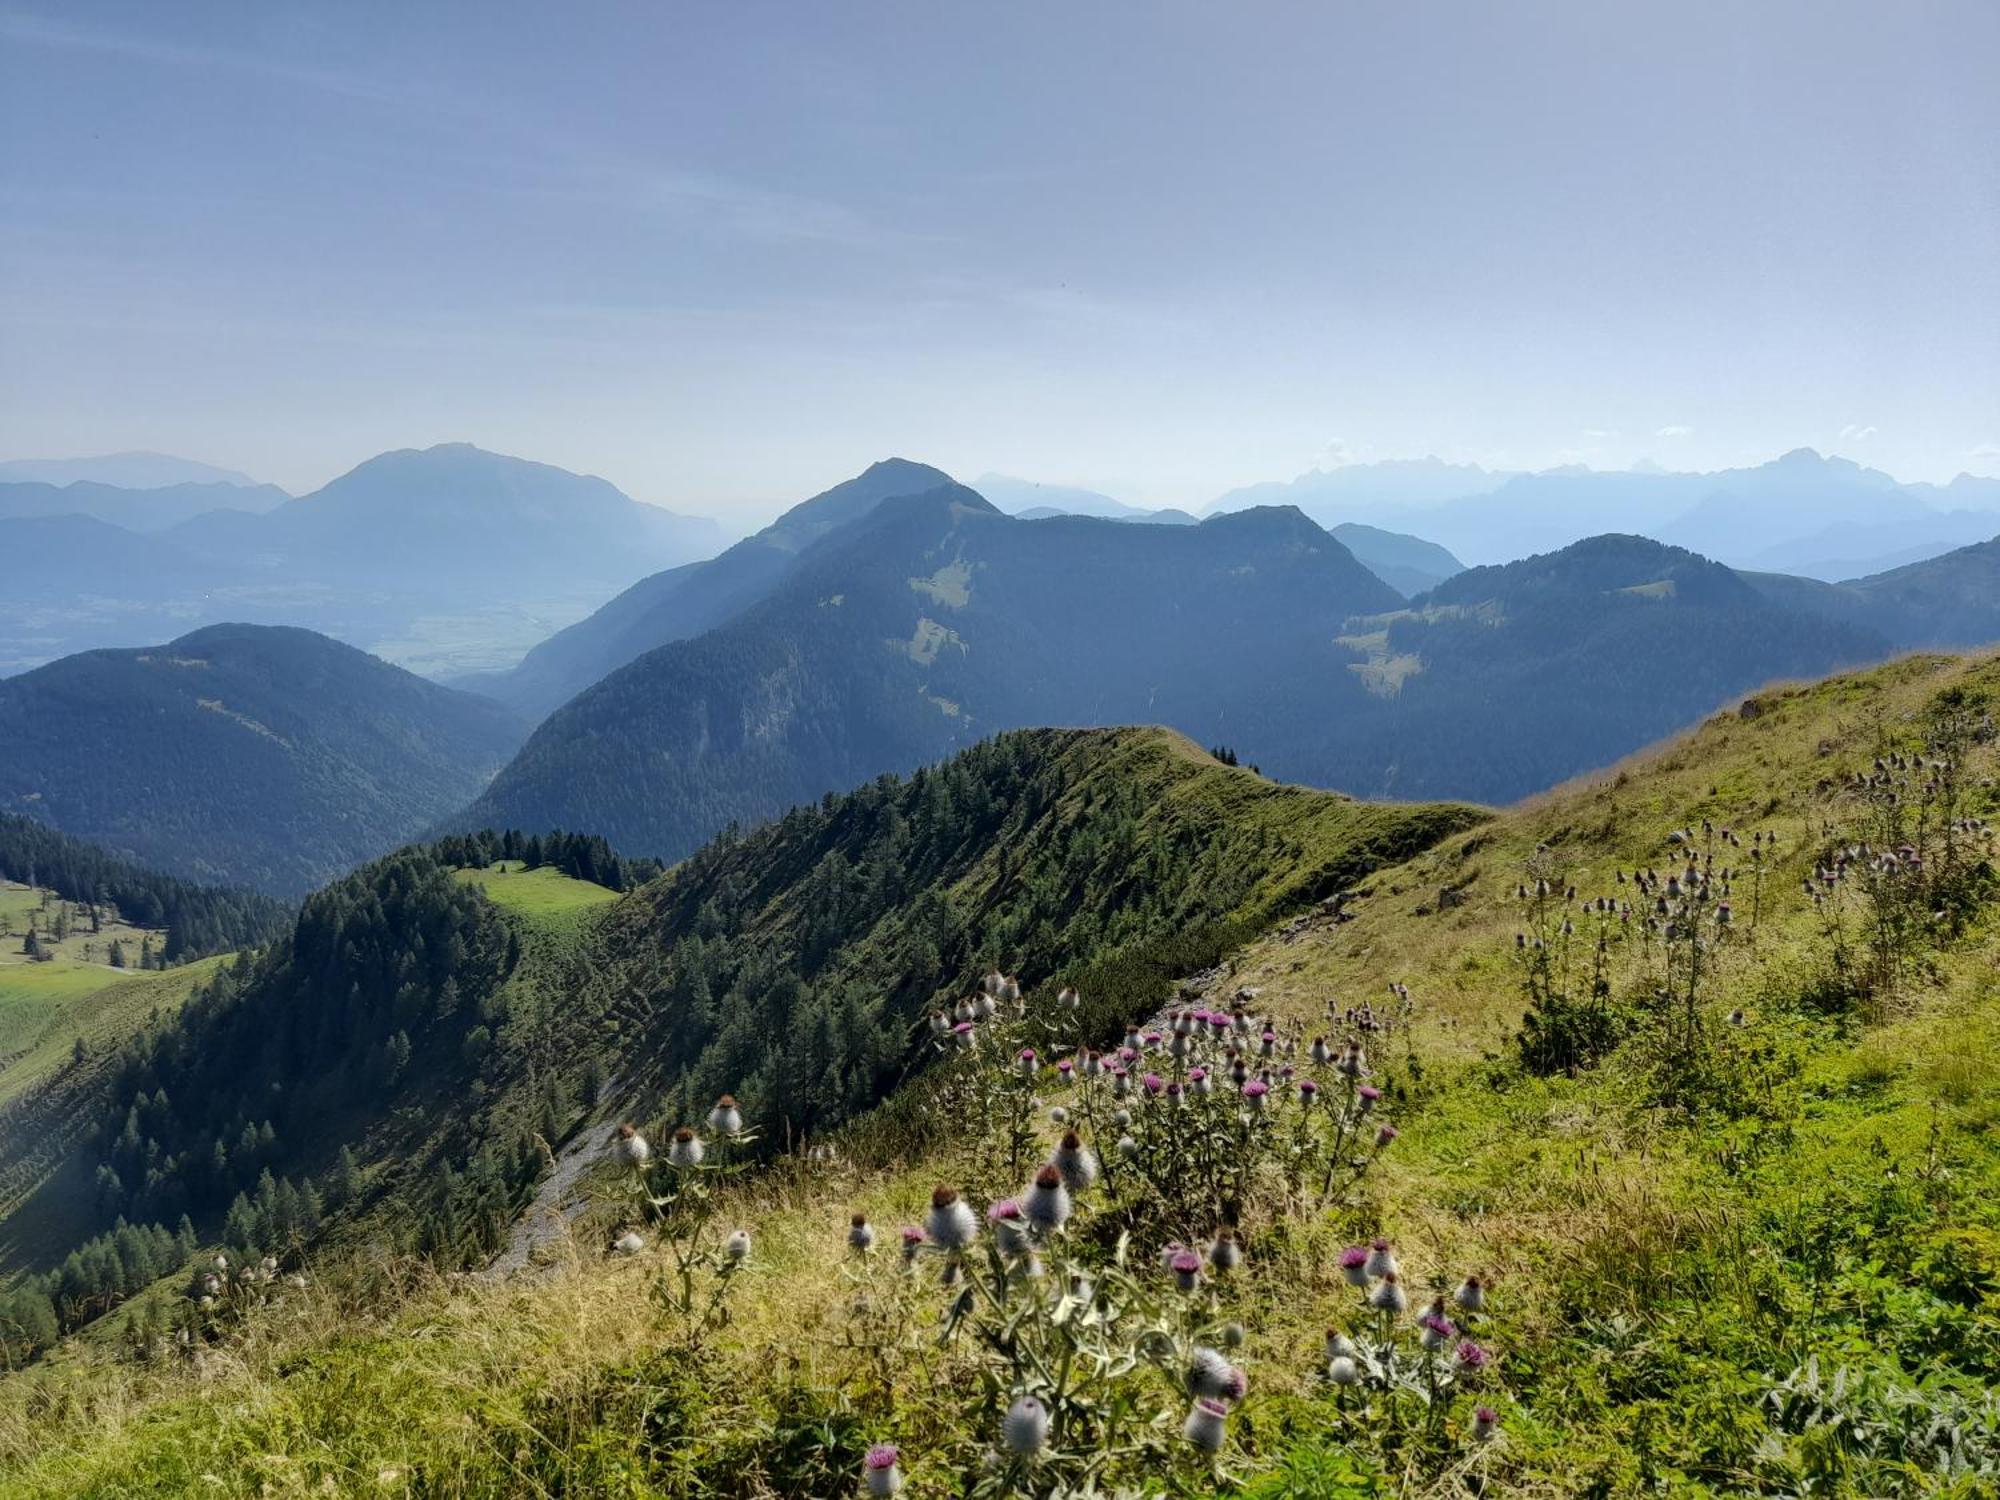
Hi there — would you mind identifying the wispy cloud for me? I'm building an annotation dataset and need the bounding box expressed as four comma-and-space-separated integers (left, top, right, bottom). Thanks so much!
1839, 423, 1879, 442
1654, 424, 1693, 439
0, 9, 907, 254
1968, 443, 2000, 462
0, 9, 402, 106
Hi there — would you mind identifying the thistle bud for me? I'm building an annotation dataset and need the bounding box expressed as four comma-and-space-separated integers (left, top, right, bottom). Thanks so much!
706, 1094, 744, 1136
1001, 1395, 1049, 1457
848, 1214, 876, 1254
1024, 1164, 1071, 1233
613, 1230, 645, 1256
723, 1228, 751, 1263
668, 1126, 705, 1169
987, 1198, 1031, 1256
1183, 1397, 1230, 1454
1369, 1271, 1409, 1315
1471, 1405, 1500, 1443
1185, 1346, 1240, 1400
1329, 1355, 1360, 1386
1052, 1131, 1098, 1193
1364, 1238, 1398, 1280
926, 1186, 978, 1250
1453, 1274, 1487, 1314
613, 1123, 651, 1167
1208, 1228, 1243, 1272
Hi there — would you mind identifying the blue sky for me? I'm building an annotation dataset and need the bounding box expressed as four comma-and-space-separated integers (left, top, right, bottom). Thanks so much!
2, 2, 1996, 521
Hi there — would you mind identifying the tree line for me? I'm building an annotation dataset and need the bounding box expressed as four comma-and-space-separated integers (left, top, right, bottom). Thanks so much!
0, 814, 289, 962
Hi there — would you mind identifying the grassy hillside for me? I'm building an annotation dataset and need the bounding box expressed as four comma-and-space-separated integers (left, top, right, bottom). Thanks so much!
0, 664, 1997, 1495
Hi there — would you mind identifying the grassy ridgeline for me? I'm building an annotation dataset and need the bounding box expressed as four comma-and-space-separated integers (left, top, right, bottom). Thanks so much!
0, 664, 1997, 1493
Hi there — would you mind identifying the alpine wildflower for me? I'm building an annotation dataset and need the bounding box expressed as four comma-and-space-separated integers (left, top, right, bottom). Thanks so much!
1169, 1248, 1205, 1293
1364, 1238, 1398, 1280
723, 1228, 751, 1263
863, 1444, 903, 1496
848, 1213, 876, 1254
1471, 1405, 1500, 1443
1339, 1246, 1371, 1288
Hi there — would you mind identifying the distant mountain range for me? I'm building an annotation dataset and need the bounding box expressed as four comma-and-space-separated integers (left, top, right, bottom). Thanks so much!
0, 451, 261, 489
1206, 449, 2000, 577
0, 624, 525, 896
0, 478, 291, 531
0, 444, 725, 679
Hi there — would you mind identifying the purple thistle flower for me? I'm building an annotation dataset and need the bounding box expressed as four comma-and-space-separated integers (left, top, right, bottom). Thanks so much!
864, 1443, 903, 1495
1339, 1245, 1370, 1287
1455, 1339, 1490, 1372
1356, 1084, 1381, 1112
1242, 1078, 1270, 1111
1375, 1123, 1399, 1148
1471, 1405, 1500, 1443
1170, 1248, 1204, 1292
1142, 1072, 1165, 1097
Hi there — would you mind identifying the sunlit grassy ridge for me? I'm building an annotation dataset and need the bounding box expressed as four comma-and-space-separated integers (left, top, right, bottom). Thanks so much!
0, 671, 1997, 1496
450, 861, 621, 921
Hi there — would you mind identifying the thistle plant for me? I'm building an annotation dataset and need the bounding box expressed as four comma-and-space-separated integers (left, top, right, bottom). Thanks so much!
603, 1100, 761, 1346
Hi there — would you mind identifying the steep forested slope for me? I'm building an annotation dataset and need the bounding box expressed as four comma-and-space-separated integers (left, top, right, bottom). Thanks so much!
0, 816, 285, 960
1340, 534, 1892, 799
465, 488, 1403, 858
0, 625, 525, 896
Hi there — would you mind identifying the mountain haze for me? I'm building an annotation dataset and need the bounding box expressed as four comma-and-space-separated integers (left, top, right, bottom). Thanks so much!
464, 458, 958, 716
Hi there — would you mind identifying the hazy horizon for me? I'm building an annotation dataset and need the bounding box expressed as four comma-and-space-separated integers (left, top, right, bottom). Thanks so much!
3, 2, 1996, 522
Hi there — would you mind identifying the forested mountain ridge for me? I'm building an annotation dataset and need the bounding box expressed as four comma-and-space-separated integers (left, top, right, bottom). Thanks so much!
461, 487, 1404, 858
465, 523, 1899, 858
1330, 534, 1892, 800
0, 625, 526, 897
0, 726, 1476, 1350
